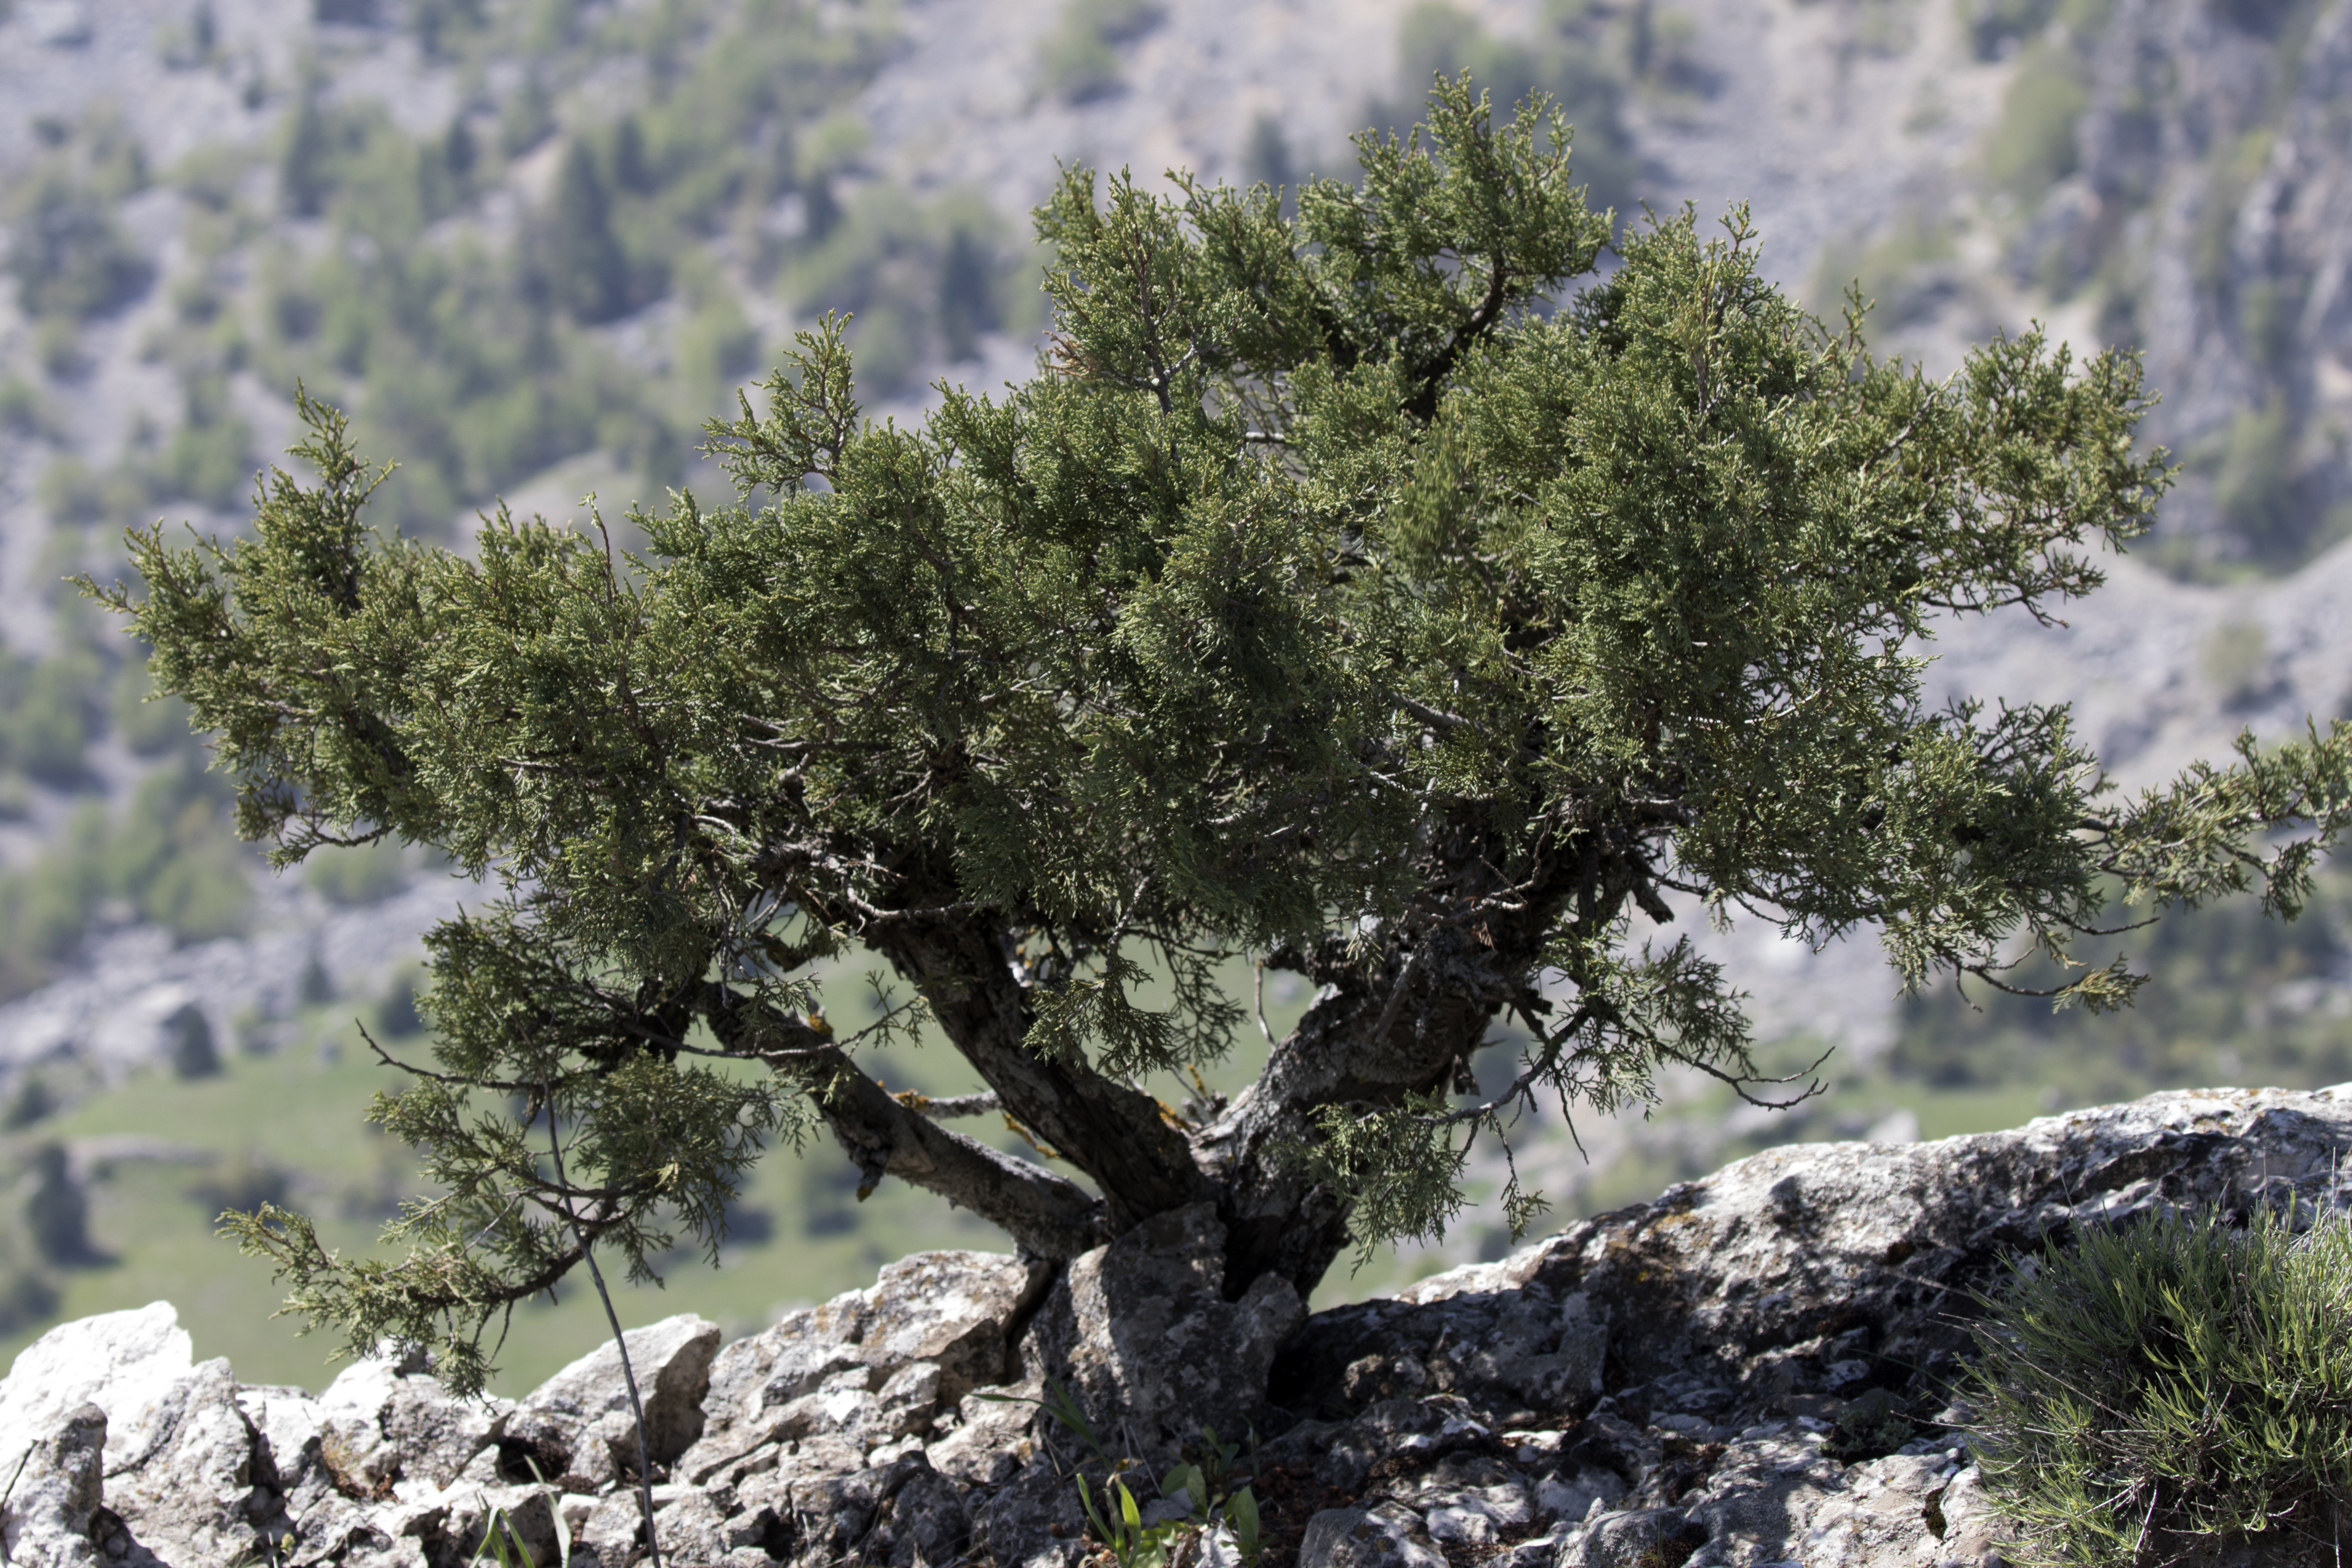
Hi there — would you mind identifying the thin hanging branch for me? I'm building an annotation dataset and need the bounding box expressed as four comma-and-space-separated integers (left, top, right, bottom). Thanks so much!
542, 1089, 665, 1568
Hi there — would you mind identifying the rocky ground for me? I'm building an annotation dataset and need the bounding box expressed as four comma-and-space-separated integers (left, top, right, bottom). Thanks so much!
5, 1083, 2350, 1567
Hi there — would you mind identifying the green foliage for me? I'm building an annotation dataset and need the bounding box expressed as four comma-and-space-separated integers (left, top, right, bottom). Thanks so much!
0, 646, 98, 785
105, 760, 257, 943
376, 967, 429, 1039
465, 1504, 539, 1568
541, 140, 635, 323
37, 372, 254, 539
0, 747, 253, 999
253, 232, 650, 533
239, 0, 915, 530
1812, 208, 1957, 328
168, 141, 250, 213
306, 838, 411, 907
497, 72, 556, 159
0, 1189, 63, 1336
1890, 861, 2352, 1103
7, 160, 153, 323
1048, 1408, 1264, 1565
16, 100, 146, 301
0, 375, 55, 437
1962, 0, 2061, 58
157, 372, 258, 510
674, 287, 761, 407
95, 78, 2352, 1390
1077, 1475, 1179, 1568
2207, 398, 2299, 556
1036, 0, 1163, 103
2199, 617, 2270, 707
1985, 45, 2090, 202
1241, 114, 1296, 193
781, 186, 1027, 393
1965, 1207, 2352, 1564
1386, 1, 1638, 217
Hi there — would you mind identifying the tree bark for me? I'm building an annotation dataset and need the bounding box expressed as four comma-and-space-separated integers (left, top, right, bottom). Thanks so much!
837, 864, 1215, 1231
1201, 927, 1505, 1296
704, 993, 1109, 1260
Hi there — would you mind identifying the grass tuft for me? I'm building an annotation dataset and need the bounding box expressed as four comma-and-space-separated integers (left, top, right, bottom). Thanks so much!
1964, 1203, 2352, 1564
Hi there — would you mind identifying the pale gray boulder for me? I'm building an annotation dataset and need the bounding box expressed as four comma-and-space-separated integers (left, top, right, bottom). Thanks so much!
519, 1314, 718, 1483
963, 1459, 1088, 1568
0, 1303, 192, 1483
439, 1483, 562, 1567
679, 1250, 1041, 1489
315, 1356, 508, 1494
1297, 1502, 1449, 1568
104, 1357, 272, 1566
0, 1402, 106, 1568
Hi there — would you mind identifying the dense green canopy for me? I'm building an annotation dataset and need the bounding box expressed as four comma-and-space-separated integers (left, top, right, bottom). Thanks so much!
96, 81, 2352, 1393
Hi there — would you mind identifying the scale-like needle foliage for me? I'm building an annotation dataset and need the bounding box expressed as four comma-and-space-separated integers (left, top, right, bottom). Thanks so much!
89, 78, 2352, 1391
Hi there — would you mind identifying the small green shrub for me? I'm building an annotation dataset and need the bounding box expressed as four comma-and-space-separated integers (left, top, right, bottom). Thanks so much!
188, 1150, 292, 1217
2199, 618, 2271, 706
0, 376, 52, 437
1984, 45, 2090, 202
1964, 1206, 2352, 1565
96, 759, 256, 944
1384, 3, 1637, 218
7, 177, 153, 321
1963, 0, 2060, 59
0, 651, 96, 786
112, 657, 199, 757
1037, 0, 1161, 103
375, 968, 429, 1039
2210, 398, 2300, 556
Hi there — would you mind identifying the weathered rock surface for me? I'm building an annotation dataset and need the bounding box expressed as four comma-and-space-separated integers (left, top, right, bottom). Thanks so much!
1021, 1203, 1305, 1464
5, 1084, 2349, 1567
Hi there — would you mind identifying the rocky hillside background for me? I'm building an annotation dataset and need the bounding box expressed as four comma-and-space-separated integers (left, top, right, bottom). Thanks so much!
0, 0, 2345, 1394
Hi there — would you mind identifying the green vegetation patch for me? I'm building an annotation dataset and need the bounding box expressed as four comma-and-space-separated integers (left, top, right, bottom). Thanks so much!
1966, 1206, 2352, 1563
1036, 0, 1163, 103
1985, 44, 2091, 203
1384, 2, 1638, 218
1889, 863, 2352, 1107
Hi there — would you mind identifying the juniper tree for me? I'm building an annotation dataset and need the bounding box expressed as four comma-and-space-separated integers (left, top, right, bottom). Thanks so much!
96, 81, 2352, 1394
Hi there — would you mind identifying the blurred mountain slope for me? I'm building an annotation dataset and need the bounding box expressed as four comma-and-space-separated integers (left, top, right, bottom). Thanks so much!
0, 0, 2343, 1381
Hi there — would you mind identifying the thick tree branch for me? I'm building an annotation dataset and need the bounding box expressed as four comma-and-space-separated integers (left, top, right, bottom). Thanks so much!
848, 882, 1217, 1231
702, 991, 1109, 1260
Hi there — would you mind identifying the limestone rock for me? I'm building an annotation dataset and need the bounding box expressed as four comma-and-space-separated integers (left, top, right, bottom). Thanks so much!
880, 1463, 972, 1567
1553, 1505, 1703, 1568
1020, 1203, 1305, 1462
317, 1357, 507, 1493
645, 1487, 729, 1566
105, 1357, 274, 1567
0, 1402, 106, 1568
521, 1314, 718, 1471
681, 1250, 1040, 1486
237, 1383, 332, 1511
441, 1483, 562, 1567
574, 1491, 649, 1568
0, 1303, 192, 1480
966, 1459, 1088, 1568
1297, 1503, 1448, 1568
11, 1087, 2352, 1568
